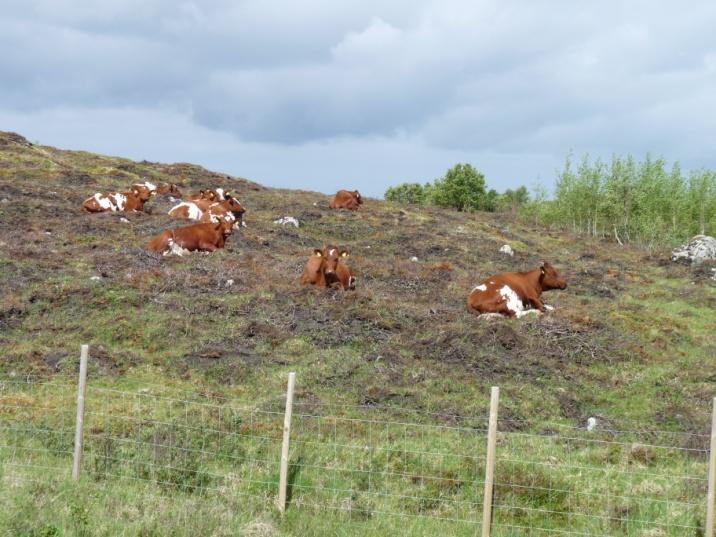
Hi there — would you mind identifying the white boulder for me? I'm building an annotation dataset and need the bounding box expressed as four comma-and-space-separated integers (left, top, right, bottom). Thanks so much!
671, 235, 716, 265
273, 216, 299, 228
499, 244, 514, 256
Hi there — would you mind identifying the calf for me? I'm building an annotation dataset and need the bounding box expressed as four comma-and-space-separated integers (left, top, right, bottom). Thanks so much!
82, 188, 151, 213
301, 246, 356, 290
467, 262, 567, 317
329, 190, 363, 210
147, 220, 234, 254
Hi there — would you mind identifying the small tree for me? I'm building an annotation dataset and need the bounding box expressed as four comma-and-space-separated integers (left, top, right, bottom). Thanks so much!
431, 163, 488, 211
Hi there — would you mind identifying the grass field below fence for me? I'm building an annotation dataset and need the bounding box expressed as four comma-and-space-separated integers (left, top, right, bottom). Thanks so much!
1, 373, 713, 537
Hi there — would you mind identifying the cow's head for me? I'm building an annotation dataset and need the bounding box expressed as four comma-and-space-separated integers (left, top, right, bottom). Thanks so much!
200, 190, 217, 201
159, 183, 182, 196
353, 190, 363, 204
224, 196, 246, 224
132, 188, 152, 202
217, 219, 234, 237
539, 262, 567, 290
314, 246, 348, 279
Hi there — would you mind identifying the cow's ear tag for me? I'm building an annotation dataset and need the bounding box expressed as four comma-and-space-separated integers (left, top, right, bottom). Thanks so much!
314, 249, 323, 257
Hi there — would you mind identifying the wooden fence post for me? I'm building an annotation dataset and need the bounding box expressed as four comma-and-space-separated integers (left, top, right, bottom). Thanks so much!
72, 344, 89, 481
481, 386, 500, 537
277, 372, 296, 514
706, 397, 716, 537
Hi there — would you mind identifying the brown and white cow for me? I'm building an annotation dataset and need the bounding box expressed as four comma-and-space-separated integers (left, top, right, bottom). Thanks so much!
301, 246, 356, 290
329, 190, 363, 210
168, 196, 246, 227
147, 220, 234, 255
467, 262, 567, 317
186, 188, 231, 202
132, 181, 182, 198
82, 188, 151, 213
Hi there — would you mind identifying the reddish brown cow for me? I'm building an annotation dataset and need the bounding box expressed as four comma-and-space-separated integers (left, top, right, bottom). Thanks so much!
147, 220, 234, 255
301, 246, 356, 290
329, 190, 363, 210
132, 181, 182, 198
467, 262, 567, 317
82, 188, 151, 213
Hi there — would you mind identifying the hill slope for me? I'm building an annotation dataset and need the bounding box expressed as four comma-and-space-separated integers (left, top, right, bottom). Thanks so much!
1, 130, 714, 428
1, 131, 715, 536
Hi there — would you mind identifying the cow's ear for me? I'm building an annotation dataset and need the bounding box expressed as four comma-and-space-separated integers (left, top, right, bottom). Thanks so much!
314, 249, 323, 257
341, 251, 349, 258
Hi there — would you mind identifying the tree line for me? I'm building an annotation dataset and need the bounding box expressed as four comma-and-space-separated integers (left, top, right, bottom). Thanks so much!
384, 155, 716, 247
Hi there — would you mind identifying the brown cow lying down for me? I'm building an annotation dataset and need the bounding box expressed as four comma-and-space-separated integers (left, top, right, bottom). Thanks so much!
147, 220, 234, 255
329, 190, 363, 210
186, 188, 231, 202
132, 181, 182, 198
82, 188, 151, 213
167, 196, 246, 227
301, 246, 356, 290
467, 262, 567, 318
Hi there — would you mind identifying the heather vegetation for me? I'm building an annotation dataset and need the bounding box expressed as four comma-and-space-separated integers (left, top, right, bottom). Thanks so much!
1, 132, 715, 536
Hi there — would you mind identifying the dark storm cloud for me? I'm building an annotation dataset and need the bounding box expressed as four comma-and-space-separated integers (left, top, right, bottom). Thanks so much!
1, 1, 715, 194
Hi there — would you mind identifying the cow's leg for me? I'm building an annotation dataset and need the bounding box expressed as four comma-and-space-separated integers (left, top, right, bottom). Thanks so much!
527, 295, 546, 312
198, 242, 219, 252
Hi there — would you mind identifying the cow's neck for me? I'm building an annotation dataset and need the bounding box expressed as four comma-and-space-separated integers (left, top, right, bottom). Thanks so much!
524, 268, 544, 295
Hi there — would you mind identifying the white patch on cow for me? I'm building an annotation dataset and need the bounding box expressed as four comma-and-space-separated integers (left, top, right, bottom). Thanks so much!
143, 181, 157, 191
94, 193, 114, 210
171, 202, 203, 220
499, 285, 525, 315
215, 188, 225, 200
112, 193, 127, 211
329, 248, 337, 256
472, 284, 487, 292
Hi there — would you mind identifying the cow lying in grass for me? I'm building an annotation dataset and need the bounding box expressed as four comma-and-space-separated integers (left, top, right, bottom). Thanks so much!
132, 181, 182, 198
329, 190, 363, 210
301, 246, 356, 290
147, 220, 234, 255
467, 262, 567, 317
82, 188, 151, 213
168, 196, 246, 227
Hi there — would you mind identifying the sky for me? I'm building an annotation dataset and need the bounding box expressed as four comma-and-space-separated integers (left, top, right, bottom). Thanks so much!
1, 1, 715, 197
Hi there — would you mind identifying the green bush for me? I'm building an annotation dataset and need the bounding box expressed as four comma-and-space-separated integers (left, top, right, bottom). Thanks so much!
431, 163, 488, 211
384, 182, 429, 205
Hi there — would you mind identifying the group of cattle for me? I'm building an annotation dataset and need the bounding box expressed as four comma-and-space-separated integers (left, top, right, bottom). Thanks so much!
82, 184, 566, 317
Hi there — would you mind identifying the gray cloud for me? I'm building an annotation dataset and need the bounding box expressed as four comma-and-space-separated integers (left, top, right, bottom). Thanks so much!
1, 1, 715, 195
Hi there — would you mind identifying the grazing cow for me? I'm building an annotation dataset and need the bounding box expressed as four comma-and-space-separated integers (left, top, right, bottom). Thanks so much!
301, 246, 356, 290
168, 196, 246, 227
467, 262, 567, 317
132, 181, 182, 198
329, 190, 363, 210
186, 188, 231, 202
147, 220, 234, 255
82, 188, 151, 213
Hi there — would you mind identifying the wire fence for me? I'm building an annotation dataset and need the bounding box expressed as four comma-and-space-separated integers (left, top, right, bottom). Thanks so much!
0, 371, 714, 537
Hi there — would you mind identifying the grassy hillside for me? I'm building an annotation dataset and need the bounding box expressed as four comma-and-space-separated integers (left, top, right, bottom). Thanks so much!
1, 131, 715, 536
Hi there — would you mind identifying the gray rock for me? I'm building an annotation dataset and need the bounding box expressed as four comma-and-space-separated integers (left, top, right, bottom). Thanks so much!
671, 235, 716, 265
